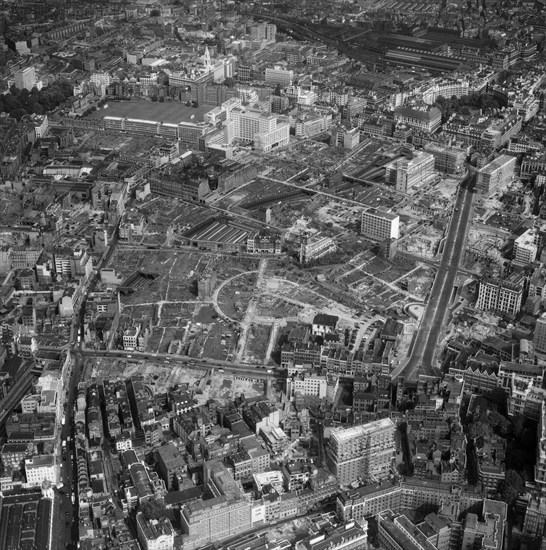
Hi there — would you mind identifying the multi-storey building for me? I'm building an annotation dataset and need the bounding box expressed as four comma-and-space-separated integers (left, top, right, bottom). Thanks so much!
508, 377, 546, 421
250, 23, 276, 42
448, 365, 499, 396
475, 155, 516, 196
136, 513, 174, 550
394, 106, 442, 133
10, 247, 42, 269
155, 443, 186, 491
25, 455, 56, 486
377, 510, 444, 550
536, 401, 546, 490
386, 151, 435, 193
295, 520, 368, 550
513, 229, 539, 264
328, 418, 395, 485
423, 142, 466, 174
287, 373, 327, 398
361, 209, 400, 241
265, 68, 293, 87
14, 67, 36, 91
475, 274, 524, 316
0, 442, 31, 469
534, 313, 546, 355
461, 499, 507, 550
181, 491, 251, 549
299, 234, 336, 264
523, 495, 546, 538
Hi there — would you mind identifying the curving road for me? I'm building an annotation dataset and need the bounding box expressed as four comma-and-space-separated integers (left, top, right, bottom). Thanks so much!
393, 177, 475, 382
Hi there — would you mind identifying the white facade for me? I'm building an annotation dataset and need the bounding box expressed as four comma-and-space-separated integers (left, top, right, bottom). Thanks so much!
387, 151, 435, 193
361, 209, 400, 241
265, 67, 294, 87
14, 67, 36, 91
288, 374, 327, 398
25, 455, 57, 487
230, 107, 289, 152
513, 229, 538, 264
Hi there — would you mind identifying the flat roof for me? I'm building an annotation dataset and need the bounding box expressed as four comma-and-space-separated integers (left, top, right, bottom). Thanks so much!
331, 417, 395, 442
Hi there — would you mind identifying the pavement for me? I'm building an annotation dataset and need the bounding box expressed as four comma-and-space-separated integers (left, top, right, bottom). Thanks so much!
392, 178, 475, 382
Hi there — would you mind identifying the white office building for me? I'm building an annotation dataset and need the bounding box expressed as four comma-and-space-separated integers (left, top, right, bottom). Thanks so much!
14, 67, 37, 91
361, 209, 400, 241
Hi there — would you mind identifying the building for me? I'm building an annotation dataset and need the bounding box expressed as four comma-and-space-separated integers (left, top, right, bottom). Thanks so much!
250, 22, 277, 42
536, 401, 546, 490
508, 376, 546, 421
155, 443, 186, 491
377, 509, 451, 550
14, 67, 37, 91
299, 234, 336, 264
287, 373, 327, 399
386, 152, 435, 193
230, 107, 290, 153
361, 209, 400, 241
475, 274, 524, 316
295, 520, 368, 550
534, 313, 546, 355
328, 418, 396, 485
181, 463, 252, 549
265, 68, 294, 87
25, 455, 56, 487
523, 495, 546, 538
136, 513, 174, 550
312, 314, 339, 337
394, 106, 442, 133
461, 499, 507, 550
0, 442, 31, 469
513, 229, 539, 265
475, 155, 516, 196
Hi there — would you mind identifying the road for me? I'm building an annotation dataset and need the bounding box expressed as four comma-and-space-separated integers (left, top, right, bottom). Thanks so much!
58, 352, 82, 550
392, 178, 475, 382
79, 349, 278, 378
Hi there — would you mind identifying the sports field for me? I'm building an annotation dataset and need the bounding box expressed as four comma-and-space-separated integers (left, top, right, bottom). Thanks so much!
89, 100, 213, 124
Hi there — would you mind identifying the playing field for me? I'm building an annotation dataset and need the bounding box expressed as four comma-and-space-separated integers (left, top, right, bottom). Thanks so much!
89, 100, 213, 124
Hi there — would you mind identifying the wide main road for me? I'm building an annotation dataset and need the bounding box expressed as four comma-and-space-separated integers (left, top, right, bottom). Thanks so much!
393, 177, 475, 382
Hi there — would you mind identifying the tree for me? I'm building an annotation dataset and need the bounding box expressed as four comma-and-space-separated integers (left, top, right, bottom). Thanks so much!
500, 469, 523, 506
469, 421, 490, 440
489, 387, 508, 415
511, 414, 524, 438
139, 498, 167, 520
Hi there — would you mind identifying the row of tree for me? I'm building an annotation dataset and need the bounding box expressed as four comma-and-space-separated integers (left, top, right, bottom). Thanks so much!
433, 92, 505, 122
0, 79, 74, 120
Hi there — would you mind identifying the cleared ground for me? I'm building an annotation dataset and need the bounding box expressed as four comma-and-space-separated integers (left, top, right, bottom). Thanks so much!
86, 358, 267, 405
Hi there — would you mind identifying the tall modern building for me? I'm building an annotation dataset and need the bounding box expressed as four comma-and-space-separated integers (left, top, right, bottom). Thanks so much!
180, 461, 252, 550
424, 142, 466, 174
229, 107, 289, 153
361, 209, 400, 242
14, 67, 36, 91
475, 155, 516, 195
250, 22, 276, 42
328, 418, 396, 485
386, 151, 435, 193
513, 228, 539, 265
